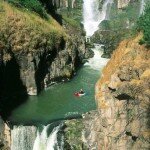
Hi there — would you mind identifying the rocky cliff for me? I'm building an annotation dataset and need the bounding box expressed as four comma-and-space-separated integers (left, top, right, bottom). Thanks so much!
64, 34, 150, 149
88, 34, 150, 149
0, 1, 91, 97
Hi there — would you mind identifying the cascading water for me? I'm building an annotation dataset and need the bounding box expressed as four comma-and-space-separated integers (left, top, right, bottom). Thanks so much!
33, 124, 64, 150
11, 126, 37, 150
140, 0, 145, 15
11, 124, 64, 150
84, 44, 109, 70
83, 0, 113, 37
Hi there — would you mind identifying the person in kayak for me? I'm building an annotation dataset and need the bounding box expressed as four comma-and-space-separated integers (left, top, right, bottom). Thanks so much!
79, 89, 84, 94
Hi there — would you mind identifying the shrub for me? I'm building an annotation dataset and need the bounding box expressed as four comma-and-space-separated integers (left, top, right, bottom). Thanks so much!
7, 0, 48, 19
137, 4, 150, 47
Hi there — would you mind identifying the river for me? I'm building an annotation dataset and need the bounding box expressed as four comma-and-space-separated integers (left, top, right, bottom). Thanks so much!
9, 45, 109, 125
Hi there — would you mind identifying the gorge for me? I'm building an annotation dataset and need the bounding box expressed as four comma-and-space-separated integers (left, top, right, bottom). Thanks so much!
0, 0, 149, 150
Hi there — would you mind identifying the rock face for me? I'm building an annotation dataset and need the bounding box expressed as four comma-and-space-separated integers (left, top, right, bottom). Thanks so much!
0, 2, 91, 97
117, 0, 131, 9
92, 34, 150, 149
0, 117, 10, 150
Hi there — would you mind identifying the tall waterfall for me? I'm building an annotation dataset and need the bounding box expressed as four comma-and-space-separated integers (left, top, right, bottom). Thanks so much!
11, 124, 64, 150
33, 124, 64, 150
83, 0, 113, 37
11, 126, 37, 150
140, 0, 145, 15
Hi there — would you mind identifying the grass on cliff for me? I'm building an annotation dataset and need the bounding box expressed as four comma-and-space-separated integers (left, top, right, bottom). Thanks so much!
0, 1, 66, 53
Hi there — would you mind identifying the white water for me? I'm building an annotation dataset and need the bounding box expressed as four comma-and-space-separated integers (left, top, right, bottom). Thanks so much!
46, 125, 64, 150
33, 124, 63, 150
83, 0, 113, 36
140, 0, 145, 15
85, 44, 109, 70
11, 126, 37, 150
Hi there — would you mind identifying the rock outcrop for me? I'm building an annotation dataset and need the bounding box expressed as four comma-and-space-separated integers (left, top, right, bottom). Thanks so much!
0, 116, 10, 150
90, 34, 150, 149
0, 1, 91, 97
117, 0, 131, 9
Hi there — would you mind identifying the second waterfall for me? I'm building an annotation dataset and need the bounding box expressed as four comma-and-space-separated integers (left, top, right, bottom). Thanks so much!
83, 0, 113, 37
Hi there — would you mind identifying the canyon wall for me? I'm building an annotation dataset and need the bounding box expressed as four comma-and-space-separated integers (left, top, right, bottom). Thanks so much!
64, 34, 150, 149
0, 1, 91, 97
87, 34, 150, 149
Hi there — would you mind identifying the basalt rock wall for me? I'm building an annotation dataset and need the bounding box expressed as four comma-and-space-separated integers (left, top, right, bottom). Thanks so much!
86, 34, 150, 149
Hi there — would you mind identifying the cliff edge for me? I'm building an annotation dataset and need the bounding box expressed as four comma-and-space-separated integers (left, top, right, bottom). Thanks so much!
94, 33, 150, 149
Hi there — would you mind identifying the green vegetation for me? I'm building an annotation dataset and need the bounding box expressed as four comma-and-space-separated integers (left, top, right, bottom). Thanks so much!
0, 1, 65, 53
60, 0, 83, 29
137, 4, 150, 47
7, 0, 48, 19
93, 1, 142, 57
64, 119, 87, 150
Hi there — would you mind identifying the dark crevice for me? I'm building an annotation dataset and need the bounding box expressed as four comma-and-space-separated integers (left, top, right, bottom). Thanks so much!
115, 94, 133, 100
35, 47, 58, 93
125, 131, 138, 142
108, 87, 116, 92
125, 131, 132, 136
60, 37, 66, 50
0, 54, 28, 120
39, 0, 62, 24
119, 78, 127, 82
132, 136, 138, 142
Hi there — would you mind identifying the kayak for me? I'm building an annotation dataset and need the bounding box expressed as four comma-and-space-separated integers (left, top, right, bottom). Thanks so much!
74, 92, 85, 97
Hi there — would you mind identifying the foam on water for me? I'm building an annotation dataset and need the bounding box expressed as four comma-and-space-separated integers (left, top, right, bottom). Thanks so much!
85, 44, 109, 70
33, 124, 63, 150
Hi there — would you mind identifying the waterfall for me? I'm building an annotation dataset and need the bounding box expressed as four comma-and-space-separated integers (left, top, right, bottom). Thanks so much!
11, 126, 37, 150
140, 0, 145, 15
33, 125, 50, 150
83, 0, 113, 37
33, 124, 64, 150
11, 124, 63, 150
46, 125, 64, 150
84, 44, 109, 70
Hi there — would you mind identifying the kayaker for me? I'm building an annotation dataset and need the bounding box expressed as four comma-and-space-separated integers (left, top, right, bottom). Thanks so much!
79, 89, 84, 94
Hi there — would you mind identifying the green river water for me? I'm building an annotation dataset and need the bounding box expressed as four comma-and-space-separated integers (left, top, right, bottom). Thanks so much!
9, 47, 109, 125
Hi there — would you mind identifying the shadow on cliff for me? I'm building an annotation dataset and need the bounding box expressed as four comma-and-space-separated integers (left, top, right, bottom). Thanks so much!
39, 0, 62, 25
35, 38, 66, 93
0, 55, 28, 121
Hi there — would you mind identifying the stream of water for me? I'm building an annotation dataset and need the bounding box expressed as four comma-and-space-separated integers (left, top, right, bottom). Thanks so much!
9, 45, 109, 125
140, 0, 145, 15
